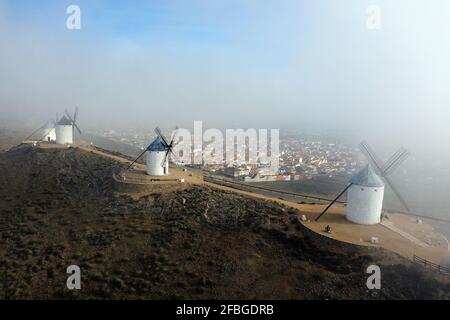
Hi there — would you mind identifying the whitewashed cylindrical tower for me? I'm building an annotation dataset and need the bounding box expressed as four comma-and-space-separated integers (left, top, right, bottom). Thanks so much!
55, 116, 73, 145
146, 137, 168, 176
346, 165, 385, 225
43, 128, 56, 142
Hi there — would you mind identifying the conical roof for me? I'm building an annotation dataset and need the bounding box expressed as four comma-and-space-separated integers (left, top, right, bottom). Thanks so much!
56, 116, 73, 126
147, 137, 167, 152
350, 164, 384, 187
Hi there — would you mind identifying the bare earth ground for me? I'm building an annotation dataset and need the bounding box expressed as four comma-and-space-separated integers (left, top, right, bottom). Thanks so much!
0, 128, 25, 152
199, 175, 450, 264
69, 141, 450, 264
0, 142, 450, 299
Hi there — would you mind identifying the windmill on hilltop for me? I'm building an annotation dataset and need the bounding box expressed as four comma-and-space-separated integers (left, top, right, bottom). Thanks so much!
42, 113, 59, 142
316, 140, 410, 225
23, 112, 61, 143
55, 107, 82, 145
126, 127, 180, 176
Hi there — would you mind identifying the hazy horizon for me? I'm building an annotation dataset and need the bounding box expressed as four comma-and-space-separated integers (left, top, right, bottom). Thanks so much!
1, 0, 449, 156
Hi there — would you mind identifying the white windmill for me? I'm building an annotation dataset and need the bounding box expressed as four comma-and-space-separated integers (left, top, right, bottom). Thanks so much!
23, 120, 50, 142
346, 164, 385, 224
42, 113, 59, 142
126, 127, 179, 176
55, 107, 82, 145
316, 141, 410, 225
146, 136, 169, 175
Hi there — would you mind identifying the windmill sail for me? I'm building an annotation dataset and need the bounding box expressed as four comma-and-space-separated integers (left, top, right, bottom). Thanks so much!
316, 140, 411, 222
65, 108, 82, 134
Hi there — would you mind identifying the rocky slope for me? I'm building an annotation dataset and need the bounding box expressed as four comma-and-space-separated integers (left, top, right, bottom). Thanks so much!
0, 144, 449, 299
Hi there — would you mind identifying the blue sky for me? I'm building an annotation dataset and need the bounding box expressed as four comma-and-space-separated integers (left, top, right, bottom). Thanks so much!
1, 0, 450, 150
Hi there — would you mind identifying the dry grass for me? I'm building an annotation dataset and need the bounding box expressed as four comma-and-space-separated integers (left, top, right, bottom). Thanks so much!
0, 144, 449, 299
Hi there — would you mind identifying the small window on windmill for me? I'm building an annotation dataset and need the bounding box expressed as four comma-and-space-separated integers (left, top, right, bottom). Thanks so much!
361, 188, 364, 191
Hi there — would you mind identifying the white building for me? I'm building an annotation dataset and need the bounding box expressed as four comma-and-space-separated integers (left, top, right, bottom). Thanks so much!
346, 164, 385, 225
55, 116, 73, 145
43, 127, 56, 142
146, 137, 168, 176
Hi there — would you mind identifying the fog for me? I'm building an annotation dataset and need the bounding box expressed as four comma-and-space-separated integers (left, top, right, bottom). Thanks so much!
0, 1, 449, 217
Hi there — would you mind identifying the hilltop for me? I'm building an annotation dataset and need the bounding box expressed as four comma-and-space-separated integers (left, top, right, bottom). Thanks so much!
0, 143, 449, 299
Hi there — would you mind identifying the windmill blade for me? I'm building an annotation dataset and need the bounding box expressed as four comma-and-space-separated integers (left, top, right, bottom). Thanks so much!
382, 149, 409, 176
168, 147, 181, 163
65, 109, 74, 122
24, 121, 48, 141
385, 151, 409, 176
73, 123, 82, 135
315, 183, 353, 221
40, 127, 54, 141
155, 127, 169, 147
160, 147, 181, 168
381, 148, 404, 173
65, 108, 82, 134
169, 126, 185, 153
161, 149, 171, 168
53, 112, 59, 125
360, 141, 384, 170
73, 106, 79, 123
168, 126, 179, 147
126, 148, 148, 171
171, 140, 181, 149
73, 107, 81, 134
359, 141, 384, 174
383, 175, 410, 212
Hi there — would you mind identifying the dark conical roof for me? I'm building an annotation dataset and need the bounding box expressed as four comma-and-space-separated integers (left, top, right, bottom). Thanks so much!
350, 164, 384, 187
147, 137, 167, 151
56, 115, 73, 126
